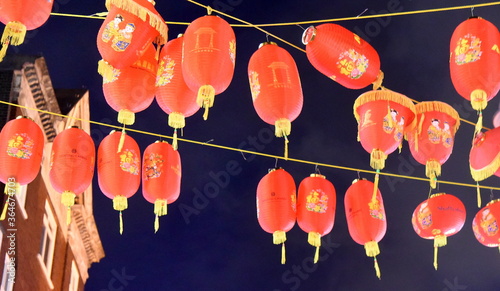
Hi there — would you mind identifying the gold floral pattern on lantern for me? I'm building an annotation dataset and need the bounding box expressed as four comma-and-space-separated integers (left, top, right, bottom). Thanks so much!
305, 189, 328, 213
249, 70, 260, 101
156, 57, 175, 87
144, 153, 163, 180
7, 133, 34, 159
337, 49, 369, 79
119, 149, 139, 175
454, 34, 482, 65
229, 39, 236, 66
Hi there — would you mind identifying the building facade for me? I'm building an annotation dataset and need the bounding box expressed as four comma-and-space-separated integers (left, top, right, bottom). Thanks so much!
0, 56, 104, 291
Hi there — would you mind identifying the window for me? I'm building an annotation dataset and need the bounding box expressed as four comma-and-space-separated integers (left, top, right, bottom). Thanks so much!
68, 261, 79, 291
37, 200, 56, 289
0, 255, 14, 291
15, 185, 28, 219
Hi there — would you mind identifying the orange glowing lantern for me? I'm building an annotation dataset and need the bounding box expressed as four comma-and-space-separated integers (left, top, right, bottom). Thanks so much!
103, 42, 157, 128
0, 116, 43, 220
302, 23, 383, 89
297, 173, 336, 263
472, 199, 500, 253
248, 42, 303, 159
354, 89, 416, 207
142, 141, 181, 232
256, 168, 296, 264
97, 0, 167, 74
50, 127, 95, 225
98, 131, 141, 234
450, 16, 500, 133
0, 0, 54, 61
182, 14, 236, 120
470, 127, 500, 206
412, 193, 466, 270
344, 179, 386, 279
407, 101, 460, 189
156, 35, 199, 149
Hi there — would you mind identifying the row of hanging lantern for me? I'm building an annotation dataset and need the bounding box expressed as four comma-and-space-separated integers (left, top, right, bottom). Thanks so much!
0, 117, 181, 234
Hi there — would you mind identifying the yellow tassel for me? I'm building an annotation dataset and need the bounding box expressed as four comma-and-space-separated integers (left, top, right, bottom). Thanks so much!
371, 170, 380, 206
308, 232, 321, 263
172, 129, 178, 151
119, 211, 124, 235
283, 135, 289, 160
0, 41, 8, 63
98, 59, 116, 82
113, 195, 128, 211
0, 200, 8, 221
470, 150, 500, 182
433, 245, 438, 270
426, 160, 441, 189
477, 183, 482, 208
398, 142, 402, 154
197, 85, 215, 120
372, 70, 384, 90
168, 112, 185, 129
474, 111, 483, 137
1, 22, 27, 46
470, 89, 487, 111
364, 241, 380, 257
118, 109, 135, 126
374, 257, 381, 279
0, 183, 17, 221
433, 235, 447, 270
275, 118, 291, 137
154, 214, 159, 233
61, 191, 76, 225
281, 242, 286, 265
117, 128, 126, 153
370, 149, 387, 170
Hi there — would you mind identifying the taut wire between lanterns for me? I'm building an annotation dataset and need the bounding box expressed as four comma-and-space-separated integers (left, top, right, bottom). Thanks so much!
2, 100, 499, 192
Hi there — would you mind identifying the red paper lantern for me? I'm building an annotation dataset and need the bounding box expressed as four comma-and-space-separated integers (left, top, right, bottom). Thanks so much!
256, 168, 296, 264
98, 131, 141, 234
103, 42, 157, 127
50, 127, 95, 225
0, 0, 54, 61
297, 173, 336, 263
182, 15, 236, 120
450, 17, 500, 120
97, 0, 167, 72
407, 101, 460, 188
248, 42, 303, 159
0, 116, 43, 219
142, 141, 181, 232
354, 89, 416, 170
156, 35, 199, 149
472, 199, 500, 252
470, 126, 500, 181
344, 179, 386, 278
302, 23, 383, 89
412, 193, 466, 270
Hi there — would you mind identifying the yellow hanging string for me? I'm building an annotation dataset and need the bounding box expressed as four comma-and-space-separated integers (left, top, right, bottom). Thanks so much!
433, 235, 447, 270
113, 195, 128, 234
117, 127, 126, 153
477, 182, 482, 208
0, 39, 8, 62
281, 242, 286, 264
119, 211, 123, 235
371, 170, 380, 205
374, 257, 381, 279
283, 134, 289, 160
172, 128, 178, 151
154, 214, 159, 233
273, 230, 287, 264
203, 100, 210, 120
474, 110, 483, 137
154, 199, 167, 233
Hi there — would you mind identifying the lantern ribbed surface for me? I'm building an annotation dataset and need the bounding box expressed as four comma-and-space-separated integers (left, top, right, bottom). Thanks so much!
302, 23, 381, 89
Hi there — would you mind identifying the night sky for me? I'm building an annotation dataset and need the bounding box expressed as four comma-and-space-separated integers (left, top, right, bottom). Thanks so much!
9, 0, 500, 290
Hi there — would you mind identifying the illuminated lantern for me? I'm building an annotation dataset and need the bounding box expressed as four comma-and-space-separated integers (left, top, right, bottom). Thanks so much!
353, 89, 415, 205
182, 14, 236, 120
412, 193, 466, 270
142, 141, 181, 232
407, 101, 460, 188
156, 35, 199, 149
450, 16, 500, 133
472, 199, 500, 252
0, 116, 43, 219
103, 42, 157, 128
344, 179, 386, 279
0, 0, 54, 61
97, 0, 167, 74
470, 127, 500, 206
50, 127, 95, 225
248, 42, 303, 159
301, 23, 383, 90
256, 168, 296, 264
297, 173, 336, 263
98, 131, 141, 234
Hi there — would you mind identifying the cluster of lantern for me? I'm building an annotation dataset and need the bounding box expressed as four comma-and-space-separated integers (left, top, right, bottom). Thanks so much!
0, 0, 54, 62
256, 168, 337, 264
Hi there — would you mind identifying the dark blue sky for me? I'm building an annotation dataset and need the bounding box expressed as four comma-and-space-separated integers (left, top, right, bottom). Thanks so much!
12, 0, 500, 290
